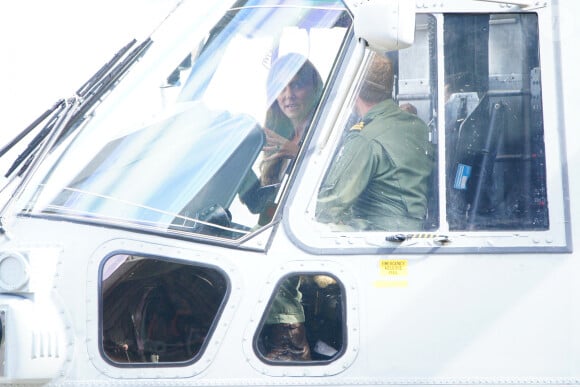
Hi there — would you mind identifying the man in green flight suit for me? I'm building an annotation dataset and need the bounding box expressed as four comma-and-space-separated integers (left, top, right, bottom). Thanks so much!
316, 53, 433, 231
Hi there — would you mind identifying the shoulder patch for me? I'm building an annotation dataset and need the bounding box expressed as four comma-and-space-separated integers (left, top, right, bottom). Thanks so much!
350, 121, 365, 131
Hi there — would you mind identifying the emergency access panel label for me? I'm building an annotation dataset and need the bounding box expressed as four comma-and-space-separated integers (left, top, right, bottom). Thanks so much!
374, 259, 408, 288
379, 259, 408, 276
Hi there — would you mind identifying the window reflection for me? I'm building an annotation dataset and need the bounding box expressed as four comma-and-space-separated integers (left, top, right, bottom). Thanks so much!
100, 254, 228, 364
26, 1, 352, 242
316, 48, 436, 232
256, 274, 345, 363
313, 12, 547, 236
444, 13, 548, 230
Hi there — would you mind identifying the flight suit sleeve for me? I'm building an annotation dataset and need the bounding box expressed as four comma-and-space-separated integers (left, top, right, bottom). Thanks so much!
316, 132, 375, 225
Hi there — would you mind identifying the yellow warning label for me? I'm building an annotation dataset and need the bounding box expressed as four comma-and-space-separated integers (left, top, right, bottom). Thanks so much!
379, 259, 408, 276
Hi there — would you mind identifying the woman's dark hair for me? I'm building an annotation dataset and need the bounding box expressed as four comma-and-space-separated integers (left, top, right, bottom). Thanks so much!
260, 54, 323, 185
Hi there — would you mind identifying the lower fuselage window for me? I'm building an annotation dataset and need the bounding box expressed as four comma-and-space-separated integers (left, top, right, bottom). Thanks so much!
255, 273, 345, 363
100, 254, 228, 365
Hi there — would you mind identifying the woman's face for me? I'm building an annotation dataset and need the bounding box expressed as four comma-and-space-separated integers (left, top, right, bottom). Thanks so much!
276, 74, 317, 126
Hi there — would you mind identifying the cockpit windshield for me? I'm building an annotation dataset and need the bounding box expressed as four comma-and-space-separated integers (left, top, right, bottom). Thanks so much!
21, 0, 352, 241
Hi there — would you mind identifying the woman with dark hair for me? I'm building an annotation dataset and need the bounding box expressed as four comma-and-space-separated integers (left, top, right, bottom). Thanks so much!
260, 54, 324, 186
240, 54, 323, 225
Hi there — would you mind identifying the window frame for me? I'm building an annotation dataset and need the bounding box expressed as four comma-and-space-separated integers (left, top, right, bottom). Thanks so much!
241, 260, 360, 377
87, 239, 239, 378
252, 272, 348, 365
286, 8, 571, 255
98, 252, 230, 367
17, 1, 355, 252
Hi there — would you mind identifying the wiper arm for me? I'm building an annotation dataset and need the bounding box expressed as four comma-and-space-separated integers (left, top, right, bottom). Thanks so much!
4, 99, 68, 178
54, 37, 153, 148
0, 38, 148, 178
0, 98, 78, 229
0, 38, 153, 234
75, 39, 137, 99
0, 99, 65, 160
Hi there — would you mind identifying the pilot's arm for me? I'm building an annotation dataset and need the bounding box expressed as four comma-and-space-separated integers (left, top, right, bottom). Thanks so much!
316, 131, 376, 226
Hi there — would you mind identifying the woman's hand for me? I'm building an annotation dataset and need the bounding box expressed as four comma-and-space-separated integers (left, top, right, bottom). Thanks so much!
263, 128, 299, 161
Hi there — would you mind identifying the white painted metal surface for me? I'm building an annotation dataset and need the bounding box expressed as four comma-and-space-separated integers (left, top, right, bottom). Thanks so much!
0, 0, 578, 385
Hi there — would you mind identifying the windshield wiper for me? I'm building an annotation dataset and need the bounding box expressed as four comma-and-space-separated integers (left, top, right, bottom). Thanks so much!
0, 38, 153, 180
0, 97, 77, 235
75, 39, 138, 99
0, 38, 153, 235
0, 39, 133, 175
3, 99, 69, 178
0, 99, 64, 162
54, 37, 153, 148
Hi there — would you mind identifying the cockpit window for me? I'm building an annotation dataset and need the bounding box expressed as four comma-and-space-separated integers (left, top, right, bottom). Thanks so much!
325, 13, 543, 230
315, 15, 437, 233
294, 12, 560, 252
21, 0, 352, 242
444, 13, 547, 231
315, 12, 546, 235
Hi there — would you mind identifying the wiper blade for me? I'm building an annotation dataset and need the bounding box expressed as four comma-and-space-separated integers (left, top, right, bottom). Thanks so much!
0, 98, 78, 226
0, 99, 65, 160
54, 37, 153, 147
0, 38, 153, 233
75, 39, 137, 99
4, 99, 69, 178
0, 38, 149, 178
